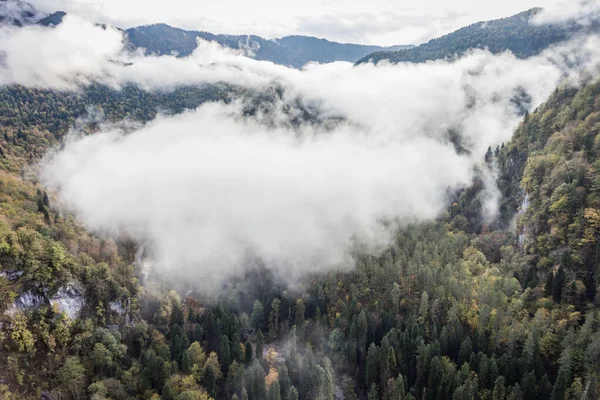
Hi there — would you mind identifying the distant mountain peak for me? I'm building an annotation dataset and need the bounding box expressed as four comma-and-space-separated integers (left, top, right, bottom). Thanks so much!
37, 11, 66, 27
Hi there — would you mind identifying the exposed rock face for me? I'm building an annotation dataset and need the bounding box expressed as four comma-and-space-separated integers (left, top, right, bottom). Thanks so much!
6, 281, 84, 319
49, 284, 84, 319
0, 269, 23, 281
9, 291, 46, 313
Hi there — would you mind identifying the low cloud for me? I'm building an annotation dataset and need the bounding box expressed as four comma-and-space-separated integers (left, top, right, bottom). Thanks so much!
26, 0, 566, 45
0, 0, 44, 26
42, 102, 472, 286
533, 0, 600, 26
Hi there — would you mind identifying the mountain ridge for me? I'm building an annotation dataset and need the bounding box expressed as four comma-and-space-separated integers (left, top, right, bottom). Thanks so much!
356, 8, 599, 65
124, 23, 412, 67
0, 2, 412, 68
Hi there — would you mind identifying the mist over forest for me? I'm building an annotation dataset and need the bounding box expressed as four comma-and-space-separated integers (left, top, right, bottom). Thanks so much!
1, 1, 600, 400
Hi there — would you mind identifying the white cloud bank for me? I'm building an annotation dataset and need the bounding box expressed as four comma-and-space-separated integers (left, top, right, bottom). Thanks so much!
0, 14, 596, 288
27, 0, 567, 45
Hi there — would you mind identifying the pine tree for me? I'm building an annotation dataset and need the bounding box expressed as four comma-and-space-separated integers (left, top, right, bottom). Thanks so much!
368, 383, 379, 400
485, 146, 493, 163
458, 337, 473, 366
551, 363, 571, 400
552, 266, 566, 303
394, 373, 406, 400
366, 343, 379, 390
245, 340, 253, 363
256, 330, 264, 362
322, 358, 334, 400
269, 298, 280, 340
270, 380, 282, 400
294, 299, 305, 328
181, 349, 193, 374
287, 386, 299, 400
507, 383, 523, 400
203, 365, 218, 398
220, 335, 231, 374
278, 365, 291, 399
251, 300, 265, 331
545, 271, 554, 297
520, 371, 536, 399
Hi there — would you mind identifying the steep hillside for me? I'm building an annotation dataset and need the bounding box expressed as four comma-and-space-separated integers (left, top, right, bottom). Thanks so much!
356, 9, 594, 65
496, 80, 600, 300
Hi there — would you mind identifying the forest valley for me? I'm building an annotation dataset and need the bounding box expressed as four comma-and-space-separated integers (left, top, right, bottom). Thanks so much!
0, 9, 599, 398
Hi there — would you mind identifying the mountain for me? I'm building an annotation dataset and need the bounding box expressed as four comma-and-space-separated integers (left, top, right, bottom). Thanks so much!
37, 11, 66, 27
274, 35, 411, 65
0, 1, 411, 67
1, 2, 600, 399
356, 8, 597, 65
125, 24, 412, 67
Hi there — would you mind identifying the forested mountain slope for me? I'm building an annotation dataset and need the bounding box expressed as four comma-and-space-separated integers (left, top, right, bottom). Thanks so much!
496, 80, 600, 303
0, 75, 598, 399
356, 9, 596, 65
0, 2, 600, 396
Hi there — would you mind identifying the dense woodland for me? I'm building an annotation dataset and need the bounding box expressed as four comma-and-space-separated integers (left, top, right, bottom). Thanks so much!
0, 4, 600, 398
355, 9, 597, 65
0, 75, 598, 399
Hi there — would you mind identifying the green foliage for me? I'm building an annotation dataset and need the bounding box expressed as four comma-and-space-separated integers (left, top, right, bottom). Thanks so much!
0, 34, 599, 400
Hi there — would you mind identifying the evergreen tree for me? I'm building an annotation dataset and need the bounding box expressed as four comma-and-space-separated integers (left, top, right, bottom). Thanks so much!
295, 299, 305, 328
278, 365, 291, 399
245, 340, 253, 363
269, 380, 282, 400
368, 383, 379, 400
322, 358, 334, 400
458, 337, 473, 366
552, 266, 566, 303
203, 364, 218, 398
181, 349, 193, 374
256, 330, 264, 362
269, 298, 281, 340
288, 386, 299, 400
366, 343, 379, 390
218, 337, 231, 375
507, 383, 523, 400
251, 300, 265, 331
492, 376, 506, 400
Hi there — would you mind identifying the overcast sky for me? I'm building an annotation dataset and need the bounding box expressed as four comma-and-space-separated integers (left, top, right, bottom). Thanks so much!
28, 0, 568, 46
